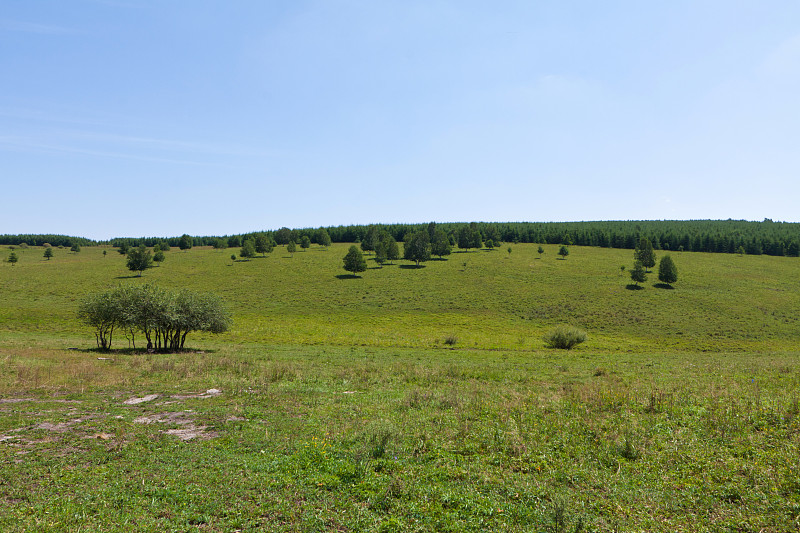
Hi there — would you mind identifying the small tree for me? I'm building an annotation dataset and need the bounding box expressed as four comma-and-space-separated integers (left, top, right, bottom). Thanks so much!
538, 246, 545, 256
126, 245, 153, 276
103, 250, 107, 257
431, 229, 451, 259
485, 239, 495, 250
117, 242, 129, 255
300, 235, 311, 251
507, 246, 512, 256
634, 238, 656, 272
7, 251, 18, 265
230, 254, 236, 263
383, 235, 400, 264
404, 230, 431, 266
630, 261, 647, 286
343, 245, 367, 276
70, 243, 81, 253
213, 238, 228, 250
178, 234, 193, 251
658, 255, 678, 285
316, 228, 332, 250
374, 241, 388, 267
44, 247, 54, 260
254, 234, 273, 256
240, 239, 256, 259
558, 245, 569, 259
287, 241, 297, 257
153, 249, 166, 266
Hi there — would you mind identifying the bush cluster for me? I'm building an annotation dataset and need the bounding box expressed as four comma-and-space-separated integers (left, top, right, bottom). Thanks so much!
77, 284, 230, 351
543, 326, 587, 350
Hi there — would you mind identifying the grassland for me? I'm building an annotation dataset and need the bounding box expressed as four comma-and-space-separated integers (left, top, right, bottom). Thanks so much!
1, 243, 799, 531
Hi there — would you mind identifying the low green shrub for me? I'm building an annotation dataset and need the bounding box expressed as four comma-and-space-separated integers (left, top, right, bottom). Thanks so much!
543, 326, 587, 350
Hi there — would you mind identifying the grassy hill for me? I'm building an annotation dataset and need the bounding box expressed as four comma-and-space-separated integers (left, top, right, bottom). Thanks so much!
2, 242, 799, 352
1, 243, 799, 531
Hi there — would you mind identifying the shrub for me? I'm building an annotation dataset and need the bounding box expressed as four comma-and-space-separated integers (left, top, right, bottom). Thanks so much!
543, 326, 587, 350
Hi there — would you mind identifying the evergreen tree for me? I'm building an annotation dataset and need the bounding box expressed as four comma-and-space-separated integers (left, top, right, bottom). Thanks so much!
44, 247, 53, 260
343, 245, 367, 276
300, 235, 311, 251
657, 255, 678, 285
7, 251, 18, 265
70, 243, 81, 253
178, 234, 193, 251
538, 246, 545, 256
361, 225, 379, 253
630, 261, 647, 286
558, 245, 569, 259
287, 241, 297, 257
634, 238, 656, 272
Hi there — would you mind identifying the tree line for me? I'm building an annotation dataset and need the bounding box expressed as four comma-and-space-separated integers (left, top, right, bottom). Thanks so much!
8, 219, 800, 257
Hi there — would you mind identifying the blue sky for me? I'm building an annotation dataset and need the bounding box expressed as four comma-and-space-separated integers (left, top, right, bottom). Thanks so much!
2, 1, 799, 240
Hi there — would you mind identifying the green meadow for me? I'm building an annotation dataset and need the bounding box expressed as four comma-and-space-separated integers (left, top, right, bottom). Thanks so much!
1, 243, 799, 531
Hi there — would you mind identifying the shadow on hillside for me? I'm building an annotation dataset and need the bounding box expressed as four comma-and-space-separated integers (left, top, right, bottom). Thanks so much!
114, 275, 142, 279
69, 346, 221, 355
654, 283, 675, 290
335, 274, 362, 279
399, 264, 426, 269
625, 284, 645, 290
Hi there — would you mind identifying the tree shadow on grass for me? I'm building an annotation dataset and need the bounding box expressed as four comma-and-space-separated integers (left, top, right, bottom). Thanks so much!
654, 283, 675, 290
399, 264, 426, 269
335, 274, 362, 279
70, 346, 221, 355
625, 284, 645, 290
114, 275, 142, 279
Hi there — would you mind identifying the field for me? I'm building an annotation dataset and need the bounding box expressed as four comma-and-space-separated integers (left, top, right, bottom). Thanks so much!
1, 243, 800, 531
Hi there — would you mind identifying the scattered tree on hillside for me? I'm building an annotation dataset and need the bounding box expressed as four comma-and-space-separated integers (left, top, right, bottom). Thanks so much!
316, 228, 332, 249
381, 234, 400, 264
179, 234, 193, 251
658, 255, 678, 285
230, 254, 236, 263
240, 239, 256, 259
300, 235, 311, 251
7, 251, 18, 265
126, 245, 153, 276
287, 241, 297, 257
103, 250, 107, 258
737, 245, 746, 256
44, 247, 53, 260
630, 261, 647, 286
213, 238, 228, 250
558, 245, 569, 259
343, 245, 367, 276
158, 241, 170, 251
431, 229, 452, 259
538, 246, 545, 257
70, 243, 81, 253
254, 234, 274, 256
274, 227, 292, 245
374, 241, 388, 267
118, 242, 129, 255
361, 225, 379, 254
634, 238, 656, 272
153, 249, 165, 266
485, 239, 495, 250
404, 230, 432, 266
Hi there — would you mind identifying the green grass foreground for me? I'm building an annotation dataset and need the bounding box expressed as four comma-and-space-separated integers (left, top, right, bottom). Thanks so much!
1, 244, 799, 531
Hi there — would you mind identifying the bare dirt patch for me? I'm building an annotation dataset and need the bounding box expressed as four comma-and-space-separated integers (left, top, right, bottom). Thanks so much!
132, 411, 217, 441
